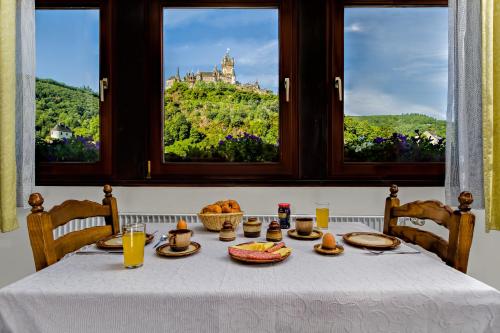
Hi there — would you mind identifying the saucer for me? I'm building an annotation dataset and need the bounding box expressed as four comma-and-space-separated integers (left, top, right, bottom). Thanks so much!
287, 229, 323, 240
156, 242, 201, 257
314, 244, 344, 255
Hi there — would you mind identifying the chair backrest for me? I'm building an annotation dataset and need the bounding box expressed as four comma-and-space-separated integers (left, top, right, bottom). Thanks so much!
27, 185, 120, 271
383, 185, 475, 273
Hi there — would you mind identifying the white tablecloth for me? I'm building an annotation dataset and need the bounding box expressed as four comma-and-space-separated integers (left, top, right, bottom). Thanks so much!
1, 222, 499, 333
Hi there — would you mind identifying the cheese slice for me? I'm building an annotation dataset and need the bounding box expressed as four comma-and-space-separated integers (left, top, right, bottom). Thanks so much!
273, 248, 291, 257
231, 242, 275, 251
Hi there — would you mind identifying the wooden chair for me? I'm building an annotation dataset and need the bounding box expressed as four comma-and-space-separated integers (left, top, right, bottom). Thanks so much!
27, 185, 120, 271
383, 185, 475, 274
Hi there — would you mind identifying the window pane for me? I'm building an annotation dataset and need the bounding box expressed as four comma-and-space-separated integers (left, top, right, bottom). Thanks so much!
344, 8, 447, 162
35, 9, 100, 163
163, 8, 279, 163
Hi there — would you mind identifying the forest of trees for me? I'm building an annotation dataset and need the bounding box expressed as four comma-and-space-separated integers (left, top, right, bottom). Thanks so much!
35, 78, 100, 162
36, 78, 99, 140
164, 81, 279, 162
35, 78, 446, 163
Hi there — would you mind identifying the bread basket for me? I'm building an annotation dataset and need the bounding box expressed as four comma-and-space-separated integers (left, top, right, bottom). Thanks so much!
197, 212, 244, 231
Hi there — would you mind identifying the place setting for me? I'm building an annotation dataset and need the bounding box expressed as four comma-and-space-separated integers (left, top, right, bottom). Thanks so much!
336, 232, 420, 255
153, 219, 201, 259
287, 217, 323, 240
75, 230, 157, 255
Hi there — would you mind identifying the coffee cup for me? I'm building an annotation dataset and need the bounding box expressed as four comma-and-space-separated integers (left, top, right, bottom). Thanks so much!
295, 217, 313, 236
168, 229, 192, 251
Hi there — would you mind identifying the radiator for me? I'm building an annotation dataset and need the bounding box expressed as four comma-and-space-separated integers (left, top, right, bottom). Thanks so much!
53, 214, 387, 238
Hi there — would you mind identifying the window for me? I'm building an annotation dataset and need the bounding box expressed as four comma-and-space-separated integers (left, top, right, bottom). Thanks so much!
328, 0, 447, 182
162, 8, 280, 163
343, 8, 447, 163
35, 0, 112, 182
35, 0, 447, 185
149, 0, 297, 180
36, 9, 100, 163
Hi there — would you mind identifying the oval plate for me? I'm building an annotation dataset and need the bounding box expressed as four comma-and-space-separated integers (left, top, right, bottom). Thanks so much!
287, 229, 323, 240
156, 242, 201, 258
229, 242, 291, 264
342, 232, 400, 250
96, 233, 154, 250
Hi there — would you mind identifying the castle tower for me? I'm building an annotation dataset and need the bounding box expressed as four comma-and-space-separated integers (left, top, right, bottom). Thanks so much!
221, 48, 236, 84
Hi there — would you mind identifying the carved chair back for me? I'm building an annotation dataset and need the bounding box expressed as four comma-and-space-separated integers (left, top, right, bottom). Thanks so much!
383, 185, 475, 273
27, 185, 120, 271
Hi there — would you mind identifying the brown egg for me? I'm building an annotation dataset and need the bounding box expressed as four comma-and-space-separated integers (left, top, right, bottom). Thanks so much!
322, 233, 336, 250
177, 219, 188, 230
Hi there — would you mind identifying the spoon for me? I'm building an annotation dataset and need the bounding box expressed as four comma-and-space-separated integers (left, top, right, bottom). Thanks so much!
153, 234, 168, 249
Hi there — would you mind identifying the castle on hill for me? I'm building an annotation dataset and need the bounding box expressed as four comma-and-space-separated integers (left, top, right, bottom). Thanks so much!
165, 49, 264, 92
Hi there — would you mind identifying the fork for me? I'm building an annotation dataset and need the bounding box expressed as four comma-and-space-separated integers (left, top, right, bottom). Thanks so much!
363, 248, 420, 255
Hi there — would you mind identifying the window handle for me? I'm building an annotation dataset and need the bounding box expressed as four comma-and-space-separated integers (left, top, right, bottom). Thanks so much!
334, 77, 343, 102
284, 77, 290, 102
146, 160, 152, 179
99, 78, 109, 102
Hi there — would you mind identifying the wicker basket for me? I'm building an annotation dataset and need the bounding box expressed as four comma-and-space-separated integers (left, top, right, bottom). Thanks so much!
197, 212, 244, 231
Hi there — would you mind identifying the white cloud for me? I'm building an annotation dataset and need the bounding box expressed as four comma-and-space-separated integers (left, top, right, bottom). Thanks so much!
345, 88, 445, 120
238, 40, 278, 66
345, 23, 363, 33
164, 10, 211, 28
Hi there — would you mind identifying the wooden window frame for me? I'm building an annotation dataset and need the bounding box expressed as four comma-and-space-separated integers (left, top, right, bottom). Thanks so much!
35, 0, 113, 183
147, 0, 299, 182
327, 0, 447, 185
35, 0, 448, 186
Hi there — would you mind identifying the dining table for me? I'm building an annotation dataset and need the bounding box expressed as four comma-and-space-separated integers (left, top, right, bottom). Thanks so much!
1, 221, 500, 333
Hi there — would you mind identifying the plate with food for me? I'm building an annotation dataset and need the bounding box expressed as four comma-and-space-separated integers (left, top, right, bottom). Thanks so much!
228, 241, 292, 264
96, 233, 155, 250
342, 232, 400, 250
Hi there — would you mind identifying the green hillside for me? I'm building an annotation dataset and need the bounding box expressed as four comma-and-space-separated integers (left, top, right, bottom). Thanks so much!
344, 114, 446, 145
344, 114, 446, 162
35, 78, 100, 162
163, 81, 279, 162
34, 78, 446, 163
36, 78, 99, 140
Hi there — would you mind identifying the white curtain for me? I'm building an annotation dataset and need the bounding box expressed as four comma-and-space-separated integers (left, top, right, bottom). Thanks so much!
445, 0, 484, 208
15, 0, 35, 208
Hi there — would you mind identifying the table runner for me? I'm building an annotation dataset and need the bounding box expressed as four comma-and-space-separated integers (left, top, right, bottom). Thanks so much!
1, 222, 499, 333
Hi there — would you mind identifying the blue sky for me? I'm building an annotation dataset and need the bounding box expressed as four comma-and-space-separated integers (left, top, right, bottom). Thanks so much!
345, 8, 448, 119
36, 7, 447, 119
36, 10, 99, 91
163, 8, 279, 92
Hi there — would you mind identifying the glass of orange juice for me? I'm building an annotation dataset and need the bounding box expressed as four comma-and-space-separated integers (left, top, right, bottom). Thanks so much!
122, 223, 146, 269
315, 202, 330, 229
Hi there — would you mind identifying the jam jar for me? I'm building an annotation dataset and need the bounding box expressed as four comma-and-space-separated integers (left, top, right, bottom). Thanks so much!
278, 203, 291, 229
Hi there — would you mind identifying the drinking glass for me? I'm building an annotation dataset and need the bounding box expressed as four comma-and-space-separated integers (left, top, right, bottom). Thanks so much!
315, 202, 330, 229
122, 223, 146, 269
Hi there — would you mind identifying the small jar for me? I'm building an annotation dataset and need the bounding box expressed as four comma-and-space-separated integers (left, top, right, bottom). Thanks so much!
243, 217, 262, 238
219, 221, 236, 242
266, 220, 282, 242
278, 203, 291, 229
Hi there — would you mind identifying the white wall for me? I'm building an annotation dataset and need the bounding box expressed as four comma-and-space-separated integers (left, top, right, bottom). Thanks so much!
1, 186, 499, 291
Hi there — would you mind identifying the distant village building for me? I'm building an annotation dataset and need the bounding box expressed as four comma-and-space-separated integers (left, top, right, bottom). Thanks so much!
421, 131, 442, 145
50, 123, 72, 139
165, 49, 263, 92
